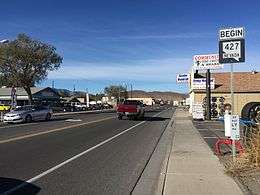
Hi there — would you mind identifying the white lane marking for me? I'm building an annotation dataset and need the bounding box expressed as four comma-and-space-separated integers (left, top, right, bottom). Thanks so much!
0, 117, 115, 144
65, 119, 82, 122
2, 109, 167, 195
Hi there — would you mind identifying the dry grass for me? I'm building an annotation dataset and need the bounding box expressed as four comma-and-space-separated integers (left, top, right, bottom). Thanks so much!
225, 125, 260, 176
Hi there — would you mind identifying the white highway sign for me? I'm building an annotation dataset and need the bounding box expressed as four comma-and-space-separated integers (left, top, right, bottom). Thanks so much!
219, 27, 244, 40
219, 39, 245, 63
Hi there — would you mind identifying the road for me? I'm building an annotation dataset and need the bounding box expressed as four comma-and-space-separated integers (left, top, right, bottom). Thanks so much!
0, 107, 174, 195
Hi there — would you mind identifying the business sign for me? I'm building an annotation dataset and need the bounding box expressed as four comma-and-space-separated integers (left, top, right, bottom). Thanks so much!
224, 114, 231, 137
192, 78, 215, 90
219, 27, 244, 40
176, 73, 190, 83
192, 103, 204, 120
193, 54, 223, 70
219, 27, 245, 64
231, 115, 240, 140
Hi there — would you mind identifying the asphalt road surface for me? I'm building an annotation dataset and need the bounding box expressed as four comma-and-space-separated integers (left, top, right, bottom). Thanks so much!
0, 107, 174, 195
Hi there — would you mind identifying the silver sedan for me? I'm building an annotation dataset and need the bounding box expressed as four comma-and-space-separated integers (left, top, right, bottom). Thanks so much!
3, 105, 53, 123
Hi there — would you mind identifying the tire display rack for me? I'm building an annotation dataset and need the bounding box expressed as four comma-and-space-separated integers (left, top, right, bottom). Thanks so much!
202, 96, 227, 118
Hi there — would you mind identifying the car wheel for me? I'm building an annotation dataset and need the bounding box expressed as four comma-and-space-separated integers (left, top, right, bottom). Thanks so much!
133, 115, 138, 120
25, 115, 32, 123
118, 114, 123, 120
45, 113, 51, 121
241, 102, 260, 122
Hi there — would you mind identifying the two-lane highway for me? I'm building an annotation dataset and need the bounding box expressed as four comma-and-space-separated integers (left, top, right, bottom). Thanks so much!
0, 107, 174, 195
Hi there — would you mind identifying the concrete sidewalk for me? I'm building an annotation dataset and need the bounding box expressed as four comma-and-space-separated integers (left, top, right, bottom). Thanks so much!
163, 108, 243, 195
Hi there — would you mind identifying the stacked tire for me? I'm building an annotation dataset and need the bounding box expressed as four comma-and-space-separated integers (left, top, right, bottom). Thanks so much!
241, 102, 260, 123
202, 96, 227, 118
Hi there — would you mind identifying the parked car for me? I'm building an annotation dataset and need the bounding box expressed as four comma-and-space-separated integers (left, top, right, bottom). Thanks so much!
117, 100, 145, 120
3, 105, 53, 123
0, 104, 11, 111
102, 103, 113, 109
73, 102, 87, 111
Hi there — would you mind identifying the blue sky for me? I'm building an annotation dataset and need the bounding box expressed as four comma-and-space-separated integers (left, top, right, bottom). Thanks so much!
0, 0, 259, 93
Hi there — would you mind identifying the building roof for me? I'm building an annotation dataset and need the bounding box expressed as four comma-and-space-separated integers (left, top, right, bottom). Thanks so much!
62, 97, 81, 102
193, 71, 260, 93
0, 87, 58, 96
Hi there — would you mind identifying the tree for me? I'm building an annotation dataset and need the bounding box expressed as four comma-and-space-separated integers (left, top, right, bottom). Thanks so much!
0, 75, 12, 87
104, 85, 128, 100
0, 33, 62, 104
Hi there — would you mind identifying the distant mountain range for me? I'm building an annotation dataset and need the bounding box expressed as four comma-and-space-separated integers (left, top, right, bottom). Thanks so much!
129, 90, 187, 101
55, 88, 187, 101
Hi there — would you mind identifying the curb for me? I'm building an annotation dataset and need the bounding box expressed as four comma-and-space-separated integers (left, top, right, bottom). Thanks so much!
156, 113, 175, 195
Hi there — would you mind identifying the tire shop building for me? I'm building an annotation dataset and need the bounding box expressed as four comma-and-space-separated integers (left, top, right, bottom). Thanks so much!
189, 71, 260, 122
0, 87, 61, 106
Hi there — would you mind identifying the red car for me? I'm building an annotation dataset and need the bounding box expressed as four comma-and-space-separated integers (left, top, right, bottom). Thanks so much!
117, 100, 145, 120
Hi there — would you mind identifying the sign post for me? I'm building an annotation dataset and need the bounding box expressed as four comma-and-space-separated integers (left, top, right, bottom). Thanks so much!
193, 54, 222, 120
219, 27, 245, 160
11, 87, 17, 109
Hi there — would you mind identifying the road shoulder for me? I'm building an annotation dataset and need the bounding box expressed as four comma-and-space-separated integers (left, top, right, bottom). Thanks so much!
132, 108, 175, 195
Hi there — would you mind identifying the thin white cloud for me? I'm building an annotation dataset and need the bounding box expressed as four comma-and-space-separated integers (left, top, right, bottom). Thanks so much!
96, 32, 214, 40
48, 55, 260, 83
48, 58, 192, 82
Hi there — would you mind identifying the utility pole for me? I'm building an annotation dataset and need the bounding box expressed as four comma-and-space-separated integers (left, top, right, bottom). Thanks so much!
130, 84, 133, 99
118, 88, 121, 104
73, 84, 75, 92
206, 69, 211, 120
52, 80, 55, 88
86, 88, 89, 108
231, 64, 235, 161
125, 83, 127, 99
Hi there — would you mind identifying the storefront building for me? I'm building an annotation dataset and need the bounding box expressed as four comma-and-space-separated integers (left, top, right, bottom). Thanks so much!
189, 71, 260, 118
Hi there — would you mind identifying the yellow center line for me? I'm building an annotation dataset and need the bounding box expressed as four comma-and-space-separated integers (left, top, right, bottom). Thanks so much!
0, 116, 115, 144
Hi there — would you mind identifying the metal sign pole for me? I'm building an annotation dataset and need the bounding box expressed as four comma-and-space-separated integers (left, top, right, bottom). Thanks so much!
231, 63, 236, 161
206, 69, 211, 120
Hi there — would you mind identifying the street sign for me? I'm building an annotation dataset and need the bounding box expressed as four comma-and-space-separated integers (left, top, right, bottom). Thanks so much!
219, 39, 245, 63
192, 103, 204, 120
231, 115, 240, 140
193, 54, 223, 70
176, 73, 190, 83
192, 78, 215, 90
219, 27, 244, 40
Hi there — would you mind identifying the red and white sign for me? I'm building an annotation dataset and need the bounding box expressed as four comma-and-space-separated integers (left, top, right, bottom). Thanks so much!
193, 54, 223, 70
